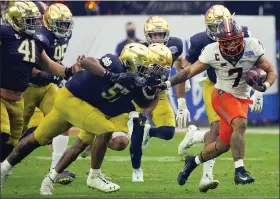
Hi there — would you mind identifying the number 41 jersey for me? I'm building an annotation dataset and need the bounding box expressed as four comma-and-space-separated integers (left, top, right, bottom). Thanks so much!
199, 37, 265, 99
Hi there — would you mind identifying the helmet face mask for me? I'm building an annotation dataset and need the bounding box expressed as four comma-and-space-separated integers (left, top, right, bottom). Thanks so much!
43, 3, 73, 38
144, 16, 170, 44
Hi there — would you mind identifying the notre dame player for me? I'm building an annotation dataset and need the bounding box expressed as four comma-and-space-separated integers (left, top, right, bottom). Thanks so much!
21, 2, 75, 185
0, 43, 159, 193
129, 16, 191, 182
0, 1, 78, 170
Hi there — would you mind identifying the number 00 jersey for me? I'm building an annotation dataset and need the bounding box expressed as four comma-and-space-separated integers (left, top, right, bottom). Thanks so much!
0, 25, 45, 92
199, 37, 265, 99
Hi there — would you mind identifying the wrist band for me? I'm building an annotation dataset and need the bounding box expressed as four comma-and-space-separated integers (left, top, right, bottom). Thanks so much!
65, 67, 73, 79
264, 82, 271, 89
165, 81, 171, 89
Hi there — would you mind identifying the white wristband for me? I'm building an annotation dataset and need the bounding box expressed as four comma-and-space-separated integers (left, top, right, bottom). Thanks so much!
264, 82, 271, 89
165, 80, 171, 89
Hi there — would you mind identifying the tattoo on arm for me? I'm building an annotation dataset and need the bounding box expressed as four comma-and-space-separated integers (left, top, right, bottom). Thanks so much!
170, 69, 190, 86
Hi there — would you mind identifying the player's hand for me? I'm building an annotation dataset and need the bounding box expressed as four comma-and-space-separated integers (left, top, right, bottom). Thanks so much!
249, 91, 263, 113
72, 55, 85, 73
104, 71, 146, 88
176, 98, 191, 128
249, 76, 268, 92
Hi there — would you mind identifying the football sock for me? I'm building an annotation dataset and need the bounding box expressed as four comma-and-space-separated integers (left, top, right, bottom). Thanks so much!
1, 159, 13, 174
149, 126, 175, 140
89, 168, 101, 176
202, 158, 215, 178
195, 155, 202, 165
51, 135, 69, 169
234, 159, 245, 173
130, 117, 144, 169
49, 168, 59, 181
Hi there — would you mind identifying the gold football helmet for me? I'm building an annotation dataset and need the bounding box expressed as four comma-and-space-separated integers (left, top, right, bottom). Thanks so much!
144, 16, 170, 44
205, 4, 232, 40
3, 1, 41, 35
148, 43, 173, 79
120, 43, 153, 76
43, 3, 73, 38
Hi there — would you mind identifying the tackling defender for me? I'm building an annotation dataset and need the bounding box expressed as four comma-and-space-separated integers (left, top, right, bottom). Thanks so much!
0, 43, 160, 193
0, 1, 78, 167
156, 19, 277, 185
21, 2, 75, 184
177, 4, 263, 192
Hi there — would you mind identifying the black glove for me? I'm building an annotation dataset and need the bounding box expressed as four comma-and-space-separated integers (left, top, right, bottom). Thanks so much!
32, 71, 63, 86
104, 70, 146, 89
153, 81, 169, 93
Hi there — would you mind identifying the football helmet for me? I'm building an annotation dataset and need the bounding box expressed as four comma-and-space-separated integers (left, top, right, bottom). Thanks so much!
216, 19, 244, 61
144, 16, 170, 44
205, 4, 232, 40
43, 3, 73, 38
148, 43, 173, 79
120, 43, 153, 76
3, 1, 41, 35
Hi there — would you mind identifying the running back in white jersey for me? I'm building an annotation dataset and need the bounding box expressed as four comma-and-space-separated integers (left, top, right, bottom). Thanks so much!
199, 37, 265, 99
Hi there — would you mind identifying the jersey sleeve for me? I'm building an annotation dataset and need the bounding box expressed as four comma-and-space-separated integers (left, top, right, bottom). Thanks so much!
248, 38, 265, 58
185, 36, 202, 64
99, 54, 124, 73
198, 44, 214, 65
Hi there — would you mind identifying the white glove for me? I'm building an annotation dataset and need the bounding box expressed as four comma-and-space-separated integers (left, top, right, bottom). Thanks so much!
185, 79, 191, 92
176, 98, 191, 128
249, 91, 263, 113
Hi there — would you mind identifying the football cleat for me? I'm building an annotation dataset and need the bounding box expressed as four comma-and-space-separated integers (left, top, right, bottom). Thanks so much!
40, 176, 54, 195
86, 171, 112, 180
132, 168, 144, 182
87, 173, 120, 193
199, 176, 219, 192
142, 124, 151, 150
177, 155, 198, 186
234, 170, 255, 185
56, 170, 75, 185
178, 125, 199, 156
80, 145, 92, 158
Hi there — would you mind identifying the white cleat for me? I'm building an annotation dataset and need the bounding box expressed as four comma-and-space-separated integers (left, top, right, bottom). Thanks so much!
142, 124, 151, 150
178, 125, 199, 156
132, 168, 144, 182
87, 173, 120, 193
80, 145, 92, 158
40, 176, 54, 195
199, 176, 219, 193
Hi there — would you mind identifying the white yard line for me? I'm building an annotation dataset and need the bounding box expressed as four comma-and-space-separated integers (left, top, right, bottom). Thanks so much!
34, 156, 264, 162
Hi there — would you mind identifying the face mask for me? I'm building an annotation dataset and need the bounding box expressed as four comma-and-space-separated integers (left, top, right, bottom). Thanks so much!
127, 30, 135, 38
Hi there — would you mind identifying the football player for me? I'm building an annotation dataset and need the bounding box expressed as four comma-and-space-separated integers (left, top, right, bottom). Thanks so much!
0, 43, 159, 193
0, 1, 79, 169
177, 5, 263, 192
83, 43, 173, 192
156, 19, 277, 186
21, 2, 75, 185
129, 16, 191, 182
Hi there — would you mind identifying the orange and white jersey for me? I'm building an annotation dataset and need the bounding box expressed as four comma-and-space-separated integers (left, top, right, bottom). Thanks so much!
199, 37, 265, 99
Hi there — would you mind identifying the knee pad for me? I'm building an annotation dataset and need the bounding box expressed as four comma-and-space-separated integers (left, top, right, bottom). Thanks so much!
20, 127, 37, 141
0, 133, 10, 145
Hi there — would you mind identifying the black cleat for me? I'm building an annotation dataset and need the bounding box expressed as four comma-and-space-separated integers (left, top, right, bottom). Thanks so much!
177, 155, 198, 186
56, 170, 76, 185
234, 170, 255, 185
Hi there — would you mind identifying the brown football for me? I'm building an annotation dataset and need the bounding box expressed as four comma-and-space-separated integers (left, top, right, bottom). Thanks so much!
245, 67, 267, 86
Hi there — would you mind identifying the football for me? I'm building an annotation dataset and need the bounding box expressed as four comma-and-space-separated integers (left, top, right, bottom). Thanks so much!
245, 67, 267, 86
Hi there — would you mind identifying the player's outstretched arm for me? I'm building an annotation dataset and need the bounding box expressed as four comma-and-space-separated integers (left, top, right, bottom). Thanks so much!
80, 57, 106, 77
256, 55, 278, 90
39, 50, 80, 79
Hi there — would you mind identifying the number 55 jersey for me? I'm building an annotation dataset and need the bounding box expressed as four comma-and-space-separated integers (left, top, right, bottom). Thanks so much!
199, 37, 265, 99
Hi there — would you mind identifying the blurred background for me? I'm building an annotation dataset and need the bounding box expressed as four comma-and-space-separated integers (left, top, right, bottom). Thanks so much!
1, 1, 279, 127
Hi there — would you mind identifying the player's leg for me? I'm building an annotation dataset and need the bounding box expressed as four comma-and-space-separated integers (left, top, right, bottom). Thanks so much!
40, 84, 74, 184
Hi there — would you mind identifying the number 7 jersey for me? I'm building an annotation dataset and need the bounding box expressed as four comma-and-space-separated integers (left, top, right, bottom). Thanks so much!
199, 37, 265, 99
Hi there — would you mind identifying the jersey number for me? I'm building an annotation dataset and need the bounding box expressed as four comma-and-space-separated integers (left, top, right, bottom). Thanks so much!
101, 83, 129, 102
18, 39, 36, 63
54, 44, 68, 62
228, 68, 243, 87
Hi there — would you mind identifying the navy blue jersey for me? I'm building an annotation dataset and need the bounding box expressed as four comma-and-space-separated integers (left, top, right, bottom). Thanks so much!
0, 25, 45, 92
141, 37, 183, 65
66, 54, 152, 117
30, 27, 71, 84
186, 26, 250, 84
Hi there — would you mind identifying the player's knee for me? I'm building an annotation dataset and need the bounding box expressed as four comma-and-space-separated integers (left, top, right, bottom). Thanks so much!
232, 118, 247, 134
108, 132, 129, 151
72, 137, 88, 155
159, 126, 175, 140
20, 127, 37, 141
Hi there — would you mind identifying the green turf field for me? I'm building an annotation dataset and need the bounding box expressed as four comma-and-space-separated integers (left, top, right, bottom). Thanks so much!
1, 133, 279, 199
